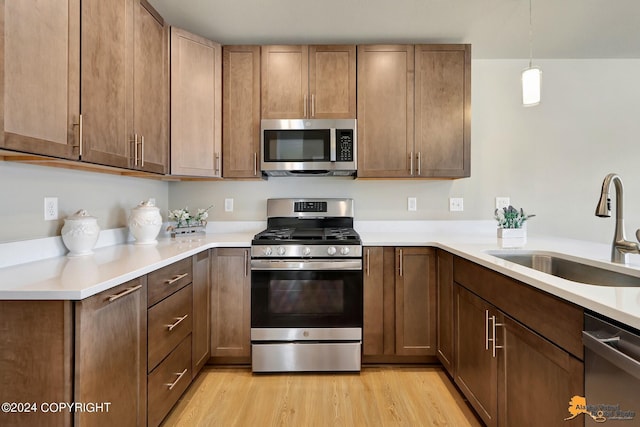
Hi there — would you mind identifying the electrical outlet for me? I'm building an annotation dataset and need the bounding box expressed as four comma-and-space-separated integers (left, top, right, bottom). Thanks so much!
224, 198, 234, 212
449, 197, 464, 212
44, 197, 58, 220
496, 197, 510, 210
407, 197, 417, 211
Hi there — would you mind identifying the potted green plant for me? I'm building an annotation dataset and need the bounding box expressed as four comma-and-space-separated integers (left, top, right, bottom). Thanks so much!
494, 205, 535, 248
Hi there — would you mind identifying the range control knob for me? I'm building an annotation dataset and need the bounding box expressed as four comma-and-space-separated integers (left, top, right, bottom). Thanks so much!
340, 247, 350, 255
277, 246, 286, 256
327, 246, 337, 256
263, 247, 273, 256
302, 247, 311, 256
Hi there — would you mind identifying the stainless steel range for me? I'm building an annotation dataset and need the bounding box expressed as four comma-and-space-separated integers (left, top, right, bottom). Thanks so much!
250, 198, 363, 372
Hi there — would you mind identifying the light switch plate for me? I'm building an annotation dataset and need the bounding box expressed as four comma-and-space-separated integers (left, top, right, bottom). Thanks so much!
408, 197, 417, 211
449, 197, 464, 212
224, 198, 234, 212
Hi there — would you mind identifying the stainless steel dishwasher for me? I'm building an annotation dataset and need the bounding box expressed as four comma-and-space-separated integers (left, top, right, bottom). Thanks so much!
583, 312, 640, 426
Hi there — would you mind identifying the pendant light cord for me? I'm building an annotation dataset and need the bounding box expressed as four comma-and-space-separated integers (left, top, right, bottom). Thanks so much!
528, 0, 533, 68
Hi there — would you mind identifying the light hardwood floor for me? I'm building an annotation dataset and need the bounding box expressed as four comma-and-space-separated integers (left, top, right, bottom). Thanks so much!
161, 366, 482, 426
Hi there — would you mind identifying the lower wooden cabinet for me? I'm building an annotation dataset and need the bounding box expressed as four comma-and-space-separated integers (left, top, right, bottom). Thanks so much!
75, 277, 148, 427
363, 246, 436, 362
436, 249, 455, 376
451, 254, 584, 427
192, 250, 211, 376
210, 247, 251, 362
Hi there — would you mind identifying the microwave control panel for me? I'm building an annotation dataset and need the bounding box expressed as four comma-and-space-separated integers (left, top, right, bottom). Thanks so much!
336, 129, 354, 162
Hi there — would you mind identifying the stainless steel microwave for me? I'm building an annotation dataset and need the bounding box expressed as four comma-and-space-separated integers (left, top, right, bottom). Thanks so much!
260, 119, 357, 177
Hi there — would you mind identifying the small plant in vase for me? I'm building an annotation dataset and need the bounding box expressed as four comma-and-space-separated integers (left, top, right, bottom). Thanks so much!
167, 205, 213, 236
494, 205, 535, 248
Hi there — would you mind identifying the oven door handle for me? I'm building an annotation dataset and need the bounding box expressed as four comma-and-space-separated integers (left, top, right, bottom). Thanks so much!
583, 330, 640, 381
251, 259, 362, 271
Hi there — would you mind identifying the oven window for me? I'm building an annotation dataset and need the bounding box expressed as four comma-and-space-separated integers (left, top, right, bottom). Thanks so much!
269, 280, 343, 314
264, 130, 330, 162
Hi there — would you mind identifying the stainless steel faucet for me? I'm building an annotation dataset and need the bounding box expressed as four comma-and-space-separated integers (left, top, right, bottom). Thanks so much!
595, 173, 640, 263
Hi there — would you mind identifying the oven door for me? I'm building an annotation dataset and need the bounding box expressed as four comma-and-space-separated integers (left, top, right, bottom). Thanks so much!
250, 259, 363, 329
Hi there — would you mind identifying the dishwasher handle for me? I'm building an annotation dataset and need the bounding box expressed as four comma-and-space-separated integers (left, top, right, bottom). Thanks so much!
583, 330, 640, 381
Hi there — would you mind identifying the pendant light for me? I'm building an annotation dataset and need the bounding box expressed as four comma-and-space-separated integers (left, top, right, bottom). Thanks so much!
522, 0, 541, 106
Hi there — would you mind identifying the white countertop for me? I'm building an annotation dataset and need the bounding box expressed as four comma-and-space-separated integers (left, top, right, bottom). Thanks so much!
2, 220, 640, 330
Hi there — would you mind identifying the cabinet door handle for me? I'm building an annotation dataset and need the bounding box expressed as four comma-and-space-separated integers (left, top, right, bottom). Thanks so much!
417, 152, 421, 176
166, 368, 188, 390
365, 249, 370, 276
409, 152, 414, 176
244, 250, 249, 277
253, 152, 258, 176
165, 273, 189, 285
303, 94, 308, 118
398, 249, 403, 277
214, 153, 221, 175
132, 134, 139, 166
140, 135, 145, 167
491, 315, 504, 358
167, 314, 189, 331
311, 94, 315, 118
485, 310, 490, 350
73, 114, 84, 157
107, 284, 142, 302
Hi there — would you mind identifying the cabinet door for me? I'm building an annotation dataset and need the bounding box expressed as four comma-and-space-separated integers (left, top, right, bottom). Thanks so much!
80, 0, 134, 169
395, 247, 436, 356
261, 45, 308, 119
211, 248, 251, 359
1, 0, 80, 159
75, 277, 147, 427
415, 44, 470, 178
170, 27, 222, 177
499, 315, 584, 427
455, 285, 498, 427
357, 45, 415, 178
363, 247, 385, 356
192, 250, 211, 376
133, 0, 168, 174
308, 45, 356, 119
436, 249, 455, 376
223, 45, 261, 178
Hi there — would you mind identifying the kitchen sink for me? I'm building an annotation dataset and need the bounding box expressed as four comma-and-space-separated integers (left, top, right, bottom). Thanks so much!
485, 251, 640, 287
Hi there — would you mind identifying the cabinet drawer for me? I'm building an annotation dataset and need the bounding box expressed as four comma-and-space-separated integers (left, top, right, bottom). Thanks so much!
148, 335, 192, 427
148, 284, 193, 371
148, 257, 193, 307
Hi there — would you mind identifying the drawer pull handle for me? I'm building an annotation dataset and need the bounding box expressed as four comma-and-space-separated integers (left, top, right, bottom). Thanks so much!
167, 314, 189, 331
166, 368, 188, 390
107, 284, 142, 302
165, 273, 189, 285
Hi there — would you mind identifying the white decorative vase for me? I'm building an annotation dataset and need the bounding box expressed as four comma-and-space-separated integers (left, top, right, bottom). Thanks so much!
497, 227, 527, 248
129, 199, 163, 245
61, 209, 101, 256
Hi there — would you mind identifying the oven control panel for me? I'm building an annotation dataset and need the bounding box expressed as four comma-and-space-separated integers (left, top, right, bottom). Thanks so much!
252, 245, 362, 259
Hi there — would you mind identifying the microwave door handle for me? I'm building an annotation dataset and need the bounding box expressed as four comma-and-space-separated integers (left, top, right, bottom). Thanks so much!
330, 129, 337, 162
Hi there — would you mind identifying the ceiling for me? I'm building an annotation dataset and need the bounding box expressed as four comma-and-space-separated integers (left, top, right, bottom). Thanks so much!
148, 0, 640, 59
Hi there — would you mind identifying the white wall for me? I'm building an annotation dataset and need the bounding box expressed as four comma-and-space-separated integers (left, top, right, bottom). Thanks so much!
169, 59, 640, 244
0, 162, 169, 243
2, 59, 639, 245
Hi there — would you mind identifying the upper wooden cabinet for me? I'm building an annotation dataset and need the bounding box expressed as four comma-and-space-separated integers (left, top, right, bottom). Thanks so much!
357, 44, 470, 178
170, 27, 222, 177
133, 0, 169, 174
1, 0, 80, 159
261, 45, 356, 119
222, 45, 261, 179
415, 45, 470, 178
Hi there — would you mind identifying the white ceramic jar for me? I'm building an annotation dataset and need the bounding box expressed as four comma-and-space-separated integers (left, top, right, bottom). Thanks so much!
61, 209, 101, 256
128, 199, 162, 244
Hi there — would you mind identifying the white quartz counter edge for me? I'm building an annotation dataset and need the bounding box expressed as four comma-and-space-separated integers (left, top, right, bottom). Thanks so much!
3, 224, 640, 331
